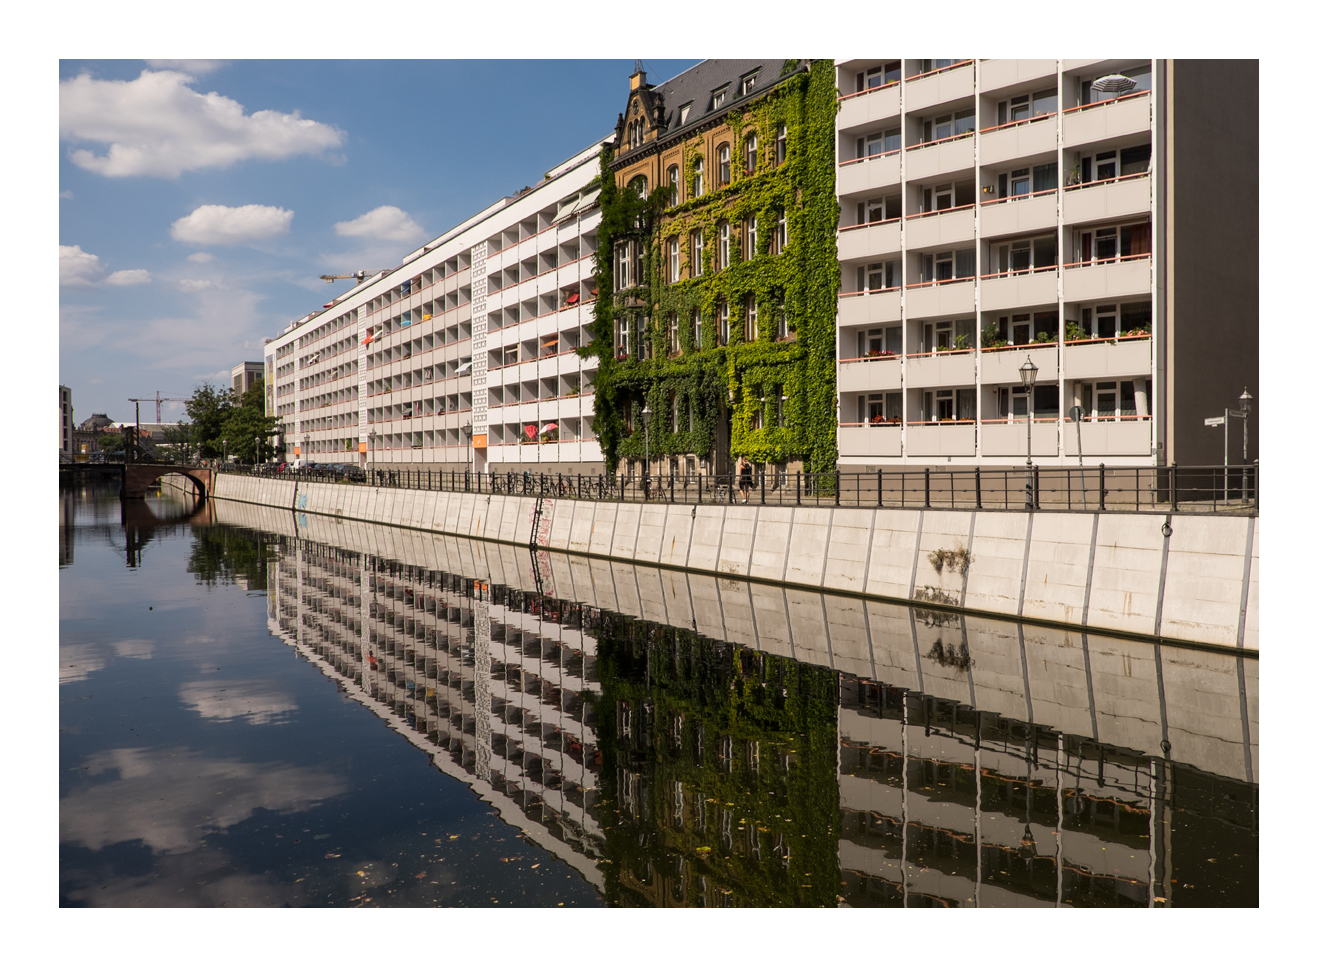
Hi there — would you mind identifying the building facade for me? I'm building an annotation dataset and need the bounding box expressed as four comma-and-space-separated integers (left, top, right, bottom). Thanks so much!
595, 60, 840, 480
230, 361, 264, 397
264, 142, 607, 475
59, 385, 73, 461
834, 59, 1258, 472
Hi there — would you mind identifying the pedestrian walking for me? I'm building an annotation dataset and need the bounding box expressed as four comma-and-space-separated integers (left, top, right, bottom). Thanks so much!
737, 456, 753, 504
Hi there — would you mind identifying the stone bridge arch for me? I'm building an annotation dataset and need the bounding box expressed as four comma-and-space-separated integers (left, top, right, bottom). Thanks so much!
122, 464, 215, 503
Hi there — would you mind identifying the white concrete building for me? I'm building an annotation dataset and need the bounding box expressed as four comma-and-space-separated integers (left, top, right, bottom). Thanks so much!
833, 59, 1257, 471
264, 141, 606, 475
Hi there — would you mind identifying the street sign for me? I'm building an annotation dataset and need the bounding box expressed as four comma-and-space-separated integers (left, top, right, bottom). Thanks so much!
1204, 416, 1226, 426
1228, 409, 1246, 418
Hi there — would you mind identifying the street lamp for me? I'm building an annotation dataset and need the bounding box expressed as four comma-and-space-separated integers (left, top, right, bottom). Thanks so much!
462, 421, 472, 479
1238, 388, 1252, 463
368, 429, 377, 480
223, 437, 228, 465
254, 434, 260, 465
1019, 356, 1038, 507
640, 403, 653, 495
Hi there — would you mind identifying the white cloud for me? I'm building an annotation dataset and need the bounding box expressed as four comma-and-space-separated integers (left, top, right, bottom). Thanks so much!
60, 244, 104, 287
334, 205, 426, 244
178, 679, 297, 725
105, 268, 151, 286
143, 59, 228, 76
178, 279, 216, 291
186, 251, 214, 263
171, 204, 293, 245
60, 69, 344, 178
60, 189, 74, 199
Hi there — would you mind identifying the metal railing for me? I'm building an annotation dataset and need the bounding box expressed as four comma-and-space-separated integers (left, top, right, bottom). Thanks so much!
216, 462, 1259, 515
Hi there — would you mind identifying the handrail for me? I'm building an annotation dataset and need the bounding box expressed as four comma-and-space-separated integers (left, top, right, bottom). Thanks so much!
1064, 332, 1151, 345
905, 419, 975, 426
840, 216, 900, 232
837, 79, 899, 102
1063, 169, 1151, 192
839, 147, 900, 167
907, 201, 975, 220
838, 286, 899, 298
905, 348, 973, 359
1061, 88, 1150, 114
904, 275, 972, 290
905, 60, 973, 82
982, 341, 1058, 353
1062, 252, 1152, 269
980, 187, 1057, 207
839, 420, 902, 427
979, 265, 1058, 281
839, 353, 899, 363
906, 129, 975, 151
980, 417, 1059, 425
978, 111, 1058, 135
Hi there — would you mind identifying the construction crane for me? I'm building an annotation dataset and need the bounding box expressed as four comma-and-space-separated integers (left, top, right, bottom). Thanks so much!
318, 270, 385, 285
129, 392, 189, 423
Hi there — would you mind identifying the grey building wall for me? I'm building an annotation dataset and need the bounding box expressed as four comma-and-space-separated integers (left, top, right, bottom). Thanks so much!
1168, 60, 1258, 468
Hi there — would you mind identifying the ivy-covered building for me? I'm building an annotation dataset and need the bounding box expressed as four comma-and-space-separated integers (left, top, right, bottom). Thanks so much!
589, 60, 839, 480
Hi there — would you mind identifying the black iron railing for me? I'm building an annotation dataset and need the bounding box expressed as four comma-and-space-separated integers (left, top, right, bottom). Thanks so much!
215, 461, 1259, 515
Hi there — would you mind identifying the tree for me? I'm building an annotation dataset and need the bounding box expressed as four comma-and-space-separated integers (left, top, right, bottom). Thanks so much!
162, 421, 195, 465
97, 431, 126, 454
184, 381, 233, 459
221, 377, 280, 463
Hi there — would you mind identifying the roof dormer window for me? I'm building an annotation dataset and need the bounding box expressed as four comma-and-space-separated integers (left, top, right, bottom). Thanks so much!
712, 87, 727, 110
741, 72, 758, 96
679, 102, 692, 125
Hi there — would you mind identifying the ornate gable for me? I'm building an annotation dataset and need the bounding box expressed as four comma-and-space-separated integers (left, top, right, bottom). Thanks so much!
614, 67, 666, 156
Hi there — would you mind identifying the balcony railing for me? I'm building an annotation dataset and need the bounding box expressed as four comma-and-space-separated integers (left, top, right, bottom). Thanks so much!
837, 79, 899, 102
1063, 169, 1150, 192
979, 110, 1058, 135
1061, 88, 1151, 115
980, 186, 1058, 207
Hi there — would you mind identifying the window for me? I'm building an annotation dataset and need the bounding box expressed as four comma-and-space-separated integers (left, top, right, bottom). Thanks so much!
1075, 144, 1151, 184
615, 316, 630, 357
857, 325, 901, 357
921, 318, 975, 352
717, 143, 731, 185
693, 158, 704, 198
718, 302, 729, 345
993, 234, 1056, 275
679, 102, 692, 125
694, 309, 703, 349
989, 310, 1059, 345
615, 242, 630, 289
668, 313, 679, 354
776, 307, 788, 340
717, 220, 730, 269
1077, 379, 1147, 420
745, 296, 758, 341
923, 387, 975, 422
712, 87, 727, 109
921, 249, 974, 282
1074, 300, 1150, 340
775, 212, 788, 252
745, 132, 758, 174
1075, 222, 1149, 264
671, 392, 680, 432
857, 128, 900, 159
858, 392, 902, 424
746, 216, 758, 258
857, 61, 900, 91
997, 88, 1057, 126
741, 72, 757, 96
857, 195, 901, 225
922, 110, 973, 143
1080, 66, 1151, 105
857, 260, 901, 292
667, 164, 681, 205
668, 236, 680, 283
691, 230, 704, 276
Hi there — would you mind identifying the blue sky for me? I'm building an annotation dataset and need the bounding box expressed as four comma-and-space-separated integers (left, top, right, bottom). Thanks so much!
58, 59, 699, 423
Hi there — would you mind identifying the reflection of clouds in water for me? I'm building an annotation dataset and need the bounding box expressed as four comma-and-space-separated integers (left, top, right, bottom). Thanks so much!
61, 846, 310, 908
61, 746, 347, 854
179, 679, 297, 725
60, 639, 153, 684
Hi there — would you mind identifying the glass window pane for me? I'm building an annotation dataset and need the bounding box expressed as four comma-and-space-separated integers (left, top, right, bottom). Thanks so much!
1032, 162, 1057, 192
1120, 144, 1151, 175
1032, 89, 1057, 115
1033, 236, 1057, 268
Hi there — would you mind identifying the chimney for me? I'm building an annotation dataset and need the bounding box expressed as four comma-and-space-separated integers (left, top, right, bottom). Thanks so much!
630, 59, 646, 90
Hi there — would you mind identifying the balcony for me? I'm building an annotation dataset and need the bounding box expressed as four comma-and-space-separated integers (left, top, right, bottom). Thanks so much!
1063, 334, 1151, 380
905, 277, 974, 317
981, 419, 1059, 457
838, 354, 902, 393
1062, 91, 1152, 148
838, 218, 901, 262
980, 267, 1059, 312
1063, 255, 1151, 302
838, 288, 901, 327
1062, 173, 1151, 225
836, 83, 900, 132
838, 423, 903, 458
905, 350, 975, 389
905, 205, 975, 250
904, 133, 974, 181
906, 422, 975, 456
837, 151, 901, 197
980, 343, 1059, 384
979, 59, 1057, 95
1063, 416, 1153, 457
903, 60, 974, 113
979, 114, 1058, 168
981, 190, 1057, 238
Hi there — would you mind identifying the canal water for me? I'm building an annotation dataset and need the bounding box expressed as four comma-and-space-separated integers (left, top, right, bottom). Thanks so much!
59, 480, 1258, 907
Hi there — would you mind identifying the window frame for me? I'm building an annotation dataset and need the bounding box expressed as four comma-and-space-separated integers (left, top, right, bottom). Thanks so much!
745, 296, 758, 342
717, 143, 731, 185
691, 229, 704, 276
717, 220, 730, 270
745, 131, 758, 174
667, 236, 680, 283
666, 164, 681, 205
718, 301, 730, 346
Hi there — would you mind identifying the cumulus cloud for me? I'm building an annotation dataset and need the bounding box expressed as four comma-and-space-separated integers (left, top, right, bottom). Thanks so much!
105, 268, 151, 286
171, 204, 293, 245
59, 244, 105, 287
178, 679, 297, 725
186, 251, 214, 263
143, 59, 228, 75
334, 205, 426, 244
60, 69, 344, 178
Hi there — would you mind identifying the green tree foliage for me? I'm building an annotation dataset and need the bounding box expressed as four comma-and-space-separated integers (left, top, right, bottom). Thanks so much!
97, 431, 126, 454
184, 379, 278, 462
186, 525, 278, 590
184, 381, 233, 459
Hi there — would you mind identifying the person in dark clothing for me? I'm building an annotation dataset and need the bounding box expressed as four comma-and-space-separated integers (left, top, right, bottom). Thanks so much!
737, 456, 753, 504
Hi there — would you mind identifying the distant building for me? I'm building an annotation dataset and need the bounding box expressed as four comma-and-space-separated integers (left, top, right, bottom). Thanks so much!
231, 361, 264, 396
73, 411, 113, 460
59, 385, 73, 461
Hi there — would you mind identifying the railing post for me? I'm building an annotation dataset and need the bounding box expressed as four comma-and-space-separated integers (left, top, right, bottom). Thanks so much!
975, 467, 982, 509
924, 467, 931, 508
1033, 465, 1040, 510
796, 471, 801, 505
1168, 462, 1177, 511
877, 469, 882, 508
698, 472, 703, 504
835, 472, 841, 506
761, 469, 766, 504
1098, 463, 1106, 511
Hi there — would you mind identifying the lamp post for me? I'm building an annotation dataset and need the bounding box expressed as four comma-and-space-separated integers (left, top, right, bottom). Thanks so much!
1238, 388, 1252, 464
1019, 356, 1038, 507
223, 437, 228, 466
640, 403, 653, 497
462, 421, 472, 479
254, 434, 259, 465
368, 429, 376, 480
303, 437, 309, 469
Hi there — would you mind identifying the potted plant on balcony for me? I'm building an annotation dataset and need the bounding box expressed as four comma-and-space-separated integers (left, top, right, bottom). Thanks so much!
981, 325, 1008, 350
1119, 325, 1150, 339
1031, 331, 1055, 345
1064, 321, 1089, 343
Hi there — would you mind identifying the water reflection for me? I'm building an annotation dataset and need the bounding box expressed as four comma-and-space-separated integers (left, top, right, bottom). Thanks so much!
237, 498, 1257, 907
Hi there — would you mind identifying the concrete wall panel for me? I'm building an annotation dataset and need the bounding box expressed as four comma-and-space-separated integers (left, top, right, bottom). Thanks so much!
865, 509, 923, 599
824, 508, 875, 594
963, 512, 1030, 616
1087, 513, 1164, 637
748, 507, 793, 582
717, 506, 757, 577
1021, 512, 1095, 625
785, 507, 832, 587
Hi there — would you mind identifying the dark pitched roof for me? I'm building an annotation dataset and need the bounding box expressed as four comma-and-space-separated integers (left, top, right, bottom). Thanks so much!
655, 59, 801, 139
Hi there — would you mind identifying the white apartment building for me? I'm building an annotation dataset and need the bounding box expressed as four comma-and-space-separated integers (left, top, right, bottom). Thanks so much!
266, 141, 607, 475
833, 59, 1257, 471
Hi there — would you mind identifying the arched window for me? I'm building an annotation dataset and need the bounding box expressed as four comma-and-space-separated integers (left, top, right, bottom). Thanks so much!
667, 164, 681, 205
693, 158, 704, 198
745, 132, 758, 175
668, 236, 680, 283
629, 175, 647, 199
691, 230, 704, 277
717, 143, 731, 185
717, 221, 730, 269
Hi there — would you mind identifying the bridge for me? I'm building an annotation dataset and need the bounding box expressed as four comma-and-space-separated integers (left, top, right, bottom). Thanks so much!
60, 462, 215, 503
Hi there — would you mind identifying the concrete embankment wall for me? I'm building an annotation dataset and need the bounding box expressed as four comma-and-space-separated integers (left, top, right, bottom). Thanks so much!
209, 473, 1259, 652
212, 497, 1260, 785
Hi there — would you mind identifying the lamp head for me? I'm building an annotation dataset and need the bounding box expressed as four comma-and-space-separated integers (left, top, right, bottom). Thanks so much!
1239, 387, 1253, 411
1019, 356, 1039, 387
640, 403, 652, 425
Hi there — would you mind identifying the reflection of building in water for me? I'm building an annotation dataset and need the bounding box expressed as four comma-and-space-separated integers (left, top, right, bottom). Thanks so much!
593, 619, 841, 907
268, 537, 609, 885
835, 677, 1258, 907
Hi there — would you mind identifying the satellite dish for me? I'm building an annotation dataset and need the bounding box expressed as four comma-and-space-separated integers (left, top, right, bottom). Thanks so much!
1091, 73, 1137, 95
